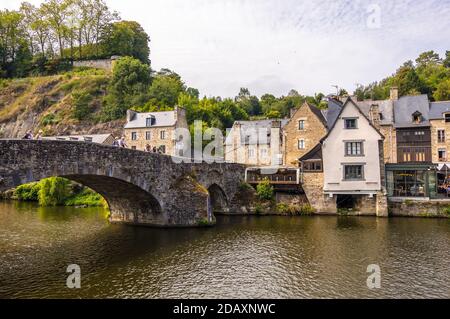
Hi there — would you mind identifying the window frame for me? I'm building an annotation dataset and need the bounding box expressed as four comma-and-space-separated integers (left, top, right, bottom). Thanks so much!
343, 164, 365, 181
438, 129, 446, 143
298, 139, 306, 150
160, 130, 167, 140
344, 117, 358, 129
344, 141, 364, 157
145, 131, 151, 141
131, 132, 137, 141
298, 120, 305, 131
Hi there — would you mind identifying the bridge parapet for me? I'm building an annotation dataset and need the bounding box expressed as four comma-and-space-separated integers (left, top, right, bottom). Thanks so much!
0, 139, 247, 227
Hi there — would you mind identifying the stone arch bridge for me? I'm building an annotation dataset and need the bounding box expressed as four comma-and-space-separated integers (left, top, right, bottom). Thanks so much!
0, 140, 248, 227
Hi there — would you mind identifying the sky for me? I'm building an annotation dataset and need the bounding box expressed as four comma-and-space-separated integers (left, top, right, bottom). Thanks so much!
3, 0, 450, 98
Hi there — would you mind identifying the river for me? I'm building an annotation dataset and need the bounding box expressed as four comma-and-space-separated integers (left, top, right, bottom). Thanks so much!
0, 201, 449, 299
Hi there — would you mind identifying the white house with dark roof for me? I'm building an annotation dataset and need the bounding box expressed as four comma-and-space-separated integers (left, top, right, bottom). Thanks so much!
124, 106, 188, 154
321, 97, 387, 215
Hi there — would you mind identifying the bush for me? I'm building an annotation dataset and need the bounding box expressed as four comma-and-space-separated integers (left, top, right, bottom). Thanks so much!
38, 177, 70, 206
239, 182, 253, 191
443, 206, 450, 217
256, 178, 274, 200
41, 113, 58, 126
14, 182, 40, 201
72, 90, 93, 120
276, 203, 315, 215
65, 188, 106, 207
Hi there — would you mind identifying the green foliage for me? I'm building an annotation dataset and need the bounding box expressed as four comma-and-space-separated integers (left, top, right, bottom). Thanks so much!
38, 177, 70, 206
103, 21, 150, 64
72, 90, 93, 120
442, 205, 450, 217
14, 182, 40, 201
239, 181, 253, 191
40, 113, 58, 126
275, 203, 314, 215
256, 178, 274, 201
354, 50, 450, 102
147, 69, 185, 108
65, 188, 106, 207
14, 178, 105, 208
265, 110, 281, 119
102, 56, 151, 120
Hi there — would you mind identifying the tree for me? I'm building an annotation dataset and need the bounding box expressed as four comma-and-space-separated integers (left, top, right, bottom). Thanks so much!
266, 110, 281, 119
434, 79, 450, 101
256, 178, 274, 200
444, 51, 450, 68
103, 56, 151, 120
41, 0, 71, 58
147, 69, 185, 108
415, 50, 442, 69
103, 20, 150, 64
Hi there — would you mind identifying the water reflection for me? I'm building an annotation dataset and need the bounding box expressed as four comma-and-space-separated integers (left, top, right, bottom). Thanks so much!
0, 201, 449, 298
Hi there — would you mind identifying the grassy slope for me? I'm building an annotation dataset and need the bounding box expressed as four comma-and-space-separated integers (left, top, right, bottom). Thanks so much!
0, 68, 123, 138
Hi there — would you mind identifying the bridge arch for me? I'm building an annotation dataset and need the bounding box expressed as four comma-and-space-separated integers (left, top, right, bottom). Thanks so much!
207, 183, 229, 213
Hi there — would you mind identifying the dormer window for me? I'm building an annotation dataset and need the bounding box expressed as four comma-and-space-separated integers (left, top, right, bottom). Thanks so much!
445, 113, 450, 123
412, 111, 422, 124
146, 116, 156, 127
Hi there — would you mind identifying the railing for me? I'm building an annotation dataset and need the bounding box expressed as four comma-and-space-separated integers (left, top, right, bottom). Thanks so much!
245, 168, 301, 185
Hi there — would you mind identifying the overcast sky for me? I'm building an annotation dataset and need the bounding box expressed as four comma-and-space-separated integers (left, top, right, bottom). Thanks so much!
3, 0, 450, 98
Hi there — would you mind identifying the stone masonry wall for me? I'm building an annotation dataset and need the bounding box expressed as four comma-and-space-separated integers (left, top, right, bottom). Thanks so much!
283, 104, 327, 166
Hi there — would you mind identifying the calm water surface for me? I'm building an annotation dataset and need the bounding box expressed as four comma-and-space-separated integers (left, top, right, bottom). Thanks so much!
0, 201, 449, 299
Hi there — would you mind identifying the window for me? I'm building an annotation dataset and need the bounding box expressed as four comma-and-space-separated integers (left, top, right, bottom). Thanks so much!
146, 116, 155, 127
260, 148, 268, 158
131, 132, 137, 141
298, 120, 305, 130
146, 131, 151, 140
131, 146, 136, 150
438, 130, 445, 143
160, 131, 167, 140
445, 114, 450, 123
344, 118, 357, 129
344, 165, 364, 181
345, 141, 363, 156
303, 161, 322, 172
298, 139, 305, 150
412, 112, 422, 124
438, 149, 447, 162
248, 149, 256, 158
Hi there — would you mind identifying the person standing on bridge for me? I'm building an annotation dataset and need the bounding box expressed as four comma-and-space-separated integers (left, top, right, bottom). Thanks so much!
145, 144, 152, 152
118, 136, 127, 148
22, 131, 33, 140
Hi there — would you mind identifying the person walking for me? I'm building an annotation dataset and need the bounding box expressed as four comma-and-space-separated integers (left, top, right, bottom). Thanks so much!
35, 130, 43, 140
22, 131, 33, 140
145, 144, 152, 152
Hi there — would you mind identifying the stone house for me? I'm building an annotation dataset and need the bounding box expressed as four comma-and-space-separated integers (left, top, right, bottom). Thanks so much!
300, 97, 388, 216
124, 107, 188, 155
225, 119, 288, 166
282, 102, 328, 167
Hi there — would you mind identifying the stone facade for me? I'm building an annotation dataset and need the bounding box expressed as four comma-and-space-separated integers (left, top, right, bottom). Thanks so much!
0, 140, 249, 227
73, 57, 119, 71
302, 172, 337, 214
379, 125, 397, 164
283, 103, 327, 167
124, 107, 188, 155
430, 119, 450, 163
389, 199, 450, 218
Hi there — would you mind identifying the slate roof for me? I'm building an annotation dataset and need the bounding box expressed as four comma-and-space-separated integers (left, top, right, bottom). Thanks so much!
429, 101, 450, 120
355, 99, 394, 125
124, 111, 177, 129
393, 95, 431, 128
323, 98, 342, 129
225, 119, 288, 146
42, 134, 113, 144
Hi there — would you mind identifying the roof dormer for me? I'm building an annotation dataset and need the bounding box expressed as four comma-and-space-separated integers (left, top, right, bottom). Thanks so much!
412, 111, 422, 124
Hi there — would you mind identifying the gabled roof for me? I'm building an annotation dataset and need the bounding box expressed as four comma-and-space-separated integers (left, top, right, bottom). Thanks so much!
393, 95, 430, 128
224, 119, 289, 145
429, 101, 450, 120
288, 102, 327, 128
125, 110, 177, 129
299, 142, 322, 162
321, 97, 384, 143
355, 99, 394, 125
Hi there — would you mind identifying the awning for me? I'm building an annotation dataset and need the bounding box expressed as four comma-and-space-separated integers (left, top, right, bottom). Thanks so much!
437, 163, 450, 172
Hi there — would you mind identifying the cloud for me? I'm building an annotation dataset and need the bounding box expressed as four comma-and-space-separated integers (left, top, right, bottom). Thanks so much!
3, 0, 450, 97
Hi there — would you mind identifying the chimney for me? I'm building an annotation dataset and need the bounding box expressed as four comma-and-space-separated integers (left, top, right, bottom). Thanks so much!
174, 105, 186, 124
369, 104, 381, 128
390, 87, 399, 100
126, 109, 137, 122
